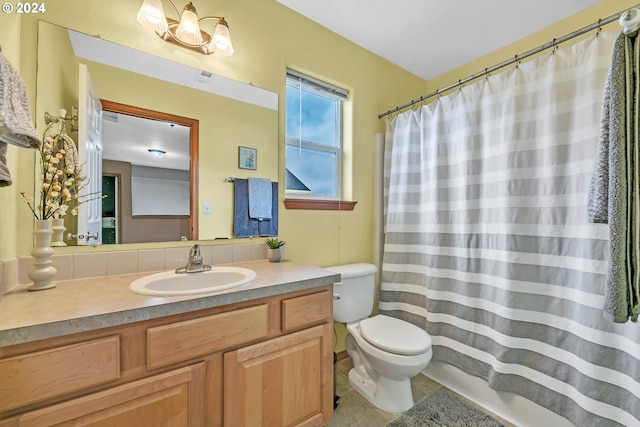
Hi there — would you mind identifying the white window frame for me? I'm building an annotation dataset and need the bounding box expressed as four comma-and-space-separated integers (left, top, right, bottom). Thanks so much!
285, 69, 348, 200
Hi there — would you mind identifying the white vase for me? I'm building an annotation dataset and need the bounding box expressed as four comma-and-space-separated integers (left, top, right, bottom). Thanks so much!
50, 218, 67, 247
267, 246, 284, 262
27, 219, 57, 291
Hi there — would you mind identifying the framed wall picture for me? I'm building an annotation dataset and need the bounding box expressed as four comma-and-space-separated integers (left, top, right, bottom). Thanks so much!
238, 146, 257, 170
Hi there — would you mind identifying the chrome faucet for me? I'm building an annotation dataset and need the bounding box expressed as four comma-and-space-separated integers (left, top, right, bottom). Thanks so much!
175, 244, 212, 274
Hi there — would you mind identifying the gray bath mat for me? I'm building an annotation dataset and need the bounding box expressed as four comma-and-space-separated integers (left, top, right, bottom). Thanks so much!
387, 389, 505, 427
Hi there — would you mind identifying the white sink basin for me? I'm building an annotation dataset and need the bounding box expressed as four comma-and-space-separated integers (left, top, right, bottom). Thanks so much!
129, 266, 256, 296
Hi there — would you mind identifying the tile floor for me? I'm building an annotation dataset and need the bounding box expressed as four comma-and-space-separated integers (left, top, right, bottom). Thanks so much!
328, 356, 516, 427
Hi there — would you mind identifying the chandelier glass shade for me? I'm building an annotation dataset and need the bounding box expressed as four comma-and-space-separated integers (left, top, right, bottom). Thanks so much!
137, 0, 234, 56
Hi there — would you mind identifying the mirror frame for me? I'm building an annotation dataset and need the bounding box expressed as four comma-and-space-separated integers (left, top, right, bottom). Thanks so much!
100, 99, 199, 240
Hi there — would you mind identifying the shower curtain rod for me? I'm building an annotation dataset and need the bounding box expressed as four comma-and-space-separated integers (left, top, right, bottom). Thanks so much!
378, 5, 638, 119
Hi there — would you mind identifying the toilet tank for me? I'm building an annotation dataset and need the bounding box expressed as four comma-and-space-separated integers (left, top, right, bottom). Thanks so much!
325, 263, 378, 323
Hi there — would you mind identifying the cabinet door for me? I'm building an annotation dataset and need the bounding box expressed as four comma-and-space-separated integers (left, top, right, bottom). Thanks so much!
224, 324, 332, 427
17, 364, 205, 427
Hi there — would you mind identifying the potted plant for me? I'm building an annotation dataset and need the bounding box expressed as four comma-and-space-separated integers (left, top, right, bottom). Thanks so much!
265, 238, 286, 262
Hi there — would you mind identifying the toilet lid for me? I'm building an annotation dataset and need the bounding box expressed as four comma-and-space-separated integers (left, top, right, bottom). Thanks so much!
359, 315, 431, 356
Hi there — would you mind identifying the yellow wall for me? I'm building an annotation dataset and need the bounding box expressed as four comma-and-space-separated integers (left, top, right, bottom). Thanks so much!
1, 0, 426, 264
3, 1, 635, 257
1, 0, 637, 352
35, 20, 77, 133
0, 15, 21, 263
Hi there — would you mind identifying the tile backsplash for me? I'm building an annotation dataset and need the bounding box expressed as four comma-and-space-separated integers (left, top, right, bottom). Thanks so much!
1, 242, 268, 294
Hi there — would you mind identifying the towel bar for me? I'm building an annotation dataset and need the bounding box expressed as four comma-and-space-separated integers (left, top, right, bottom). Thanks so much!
45, 107, 78, 132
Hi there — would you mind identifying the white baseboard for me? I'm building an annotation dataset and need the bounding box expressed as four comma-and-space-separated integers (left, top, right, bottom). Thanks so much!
423, 360, 574, 427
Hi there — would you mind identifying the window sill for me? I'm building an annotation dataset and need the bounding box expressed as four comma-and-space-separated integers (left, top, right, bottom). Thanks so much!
283, 199, 357, 211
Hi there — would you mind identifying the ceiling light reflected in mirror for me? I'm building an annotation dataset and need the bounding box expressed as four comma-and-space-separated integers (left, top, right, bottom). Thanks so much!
148, 148, 167, 158
101, 110, 190, 171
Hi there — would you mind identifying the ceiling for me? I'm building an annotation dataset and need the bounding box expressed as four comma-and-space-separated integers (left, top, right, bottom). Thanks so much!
102, 111, 190, 171
275, 0, 603, 81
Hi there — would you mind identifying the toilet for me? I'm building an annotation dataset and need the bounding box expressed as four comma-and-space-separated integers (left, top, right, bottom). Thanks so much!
326, 263, 433, 414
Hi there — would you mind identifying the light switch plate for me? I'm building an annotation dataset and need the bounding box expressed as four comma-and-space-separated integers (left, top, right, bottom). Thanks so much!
203, 203, 211, 214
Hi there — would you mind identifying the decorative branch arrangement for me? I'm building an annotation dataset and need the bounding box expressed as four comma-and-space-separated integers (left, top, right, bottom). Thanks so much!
20, 122, 104, 220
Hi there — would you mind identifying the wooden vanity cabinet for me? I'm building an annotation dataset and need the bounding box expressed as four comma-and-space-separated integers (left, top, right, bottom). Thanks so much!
14, 364, 206, 427
215, 288, 333, 427
224, 324, 332, 427
0, 285, 333, 427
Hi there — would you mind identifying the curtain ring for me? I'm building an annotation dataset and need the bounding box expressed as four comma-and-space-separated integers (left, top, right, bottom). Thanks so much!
514, 54, 519, 69
484, 67, 491, 80
596, 18, 602, 37
552, 38, 558, 55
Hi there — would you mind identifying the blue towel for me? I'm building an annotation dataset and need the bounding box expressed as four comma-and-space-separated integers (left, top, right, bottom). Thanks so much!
233, 179, 258, 238
258, 182, 278, 237
248, 177, 272, 220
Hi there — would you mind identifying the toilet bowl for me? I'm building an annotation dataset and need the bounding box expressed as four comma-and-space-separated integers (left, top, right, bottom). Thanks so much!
326, 263, 433, 414
345, 315, 432, 413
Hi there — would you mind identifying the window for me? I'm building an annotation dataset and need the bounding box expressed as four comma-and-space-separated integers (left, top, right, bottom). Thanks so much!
285, 70, 348, 201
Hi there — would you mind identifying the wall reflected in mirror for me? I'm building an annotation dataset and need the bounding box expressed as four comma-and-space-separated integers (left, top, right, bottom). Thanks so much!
101, 102, 196, 244
35, 20, 279, 247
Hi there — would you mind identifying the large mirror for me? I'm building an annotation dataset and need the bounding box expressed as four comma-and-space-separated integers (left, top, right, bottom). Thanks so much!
35, 21, 279, 246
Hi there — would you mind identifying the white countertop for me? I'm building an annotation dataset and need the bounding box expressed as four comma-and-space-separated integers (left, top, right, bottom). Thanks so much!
0, 260, 339, 347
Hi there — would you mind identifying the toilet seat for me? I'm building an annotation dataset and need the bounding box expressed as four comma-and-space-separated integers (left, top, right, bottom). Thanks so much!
359, 315, 431, 356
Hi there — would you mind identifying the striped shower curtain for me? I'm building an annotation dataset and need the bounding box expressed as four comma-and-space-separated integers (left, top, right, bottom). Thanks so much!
380, 31, 640, 427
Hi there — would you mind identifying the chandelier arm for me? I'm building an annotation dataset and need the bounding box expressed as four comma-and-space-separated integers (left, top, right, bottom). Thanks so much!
197, 15, 225, 23
169, 38, 209, 49
164, 0, 182, 19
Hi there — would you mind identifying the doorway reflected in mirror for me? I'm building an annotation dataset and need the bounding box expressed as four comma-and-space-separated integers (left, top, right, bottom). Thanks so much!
100, 100, 199, 244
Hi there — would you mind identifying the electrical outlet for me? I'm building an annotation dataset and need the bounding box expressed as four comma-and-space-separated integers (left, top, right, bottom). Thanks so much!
203, 203, 211, 214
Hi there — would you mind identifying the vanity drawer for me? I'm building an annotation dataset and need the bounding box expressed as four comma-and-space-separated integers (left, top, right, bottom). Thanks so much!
281, 290, 331, 332
147, 304, 269, 370
0, 335, 120, 412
